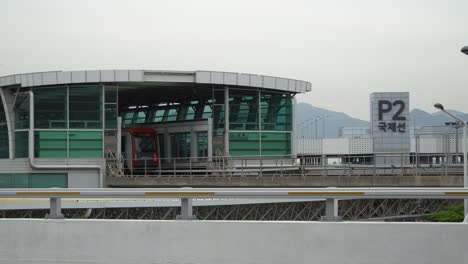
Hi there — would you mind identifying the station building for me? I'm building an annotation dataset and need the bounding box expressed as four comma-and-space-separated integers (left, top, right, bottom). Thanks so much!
0, 70, 311, 188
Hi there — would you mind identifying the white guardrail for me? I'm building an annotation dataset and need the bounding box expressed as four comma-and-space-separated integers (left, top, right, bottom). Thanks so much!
0, 188, 467, 221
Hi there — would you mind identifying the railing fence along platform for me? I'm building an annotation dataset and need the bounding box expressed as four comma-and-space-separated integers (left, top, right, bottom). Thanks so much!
106, 152, 466, 178
2, 188, 467, 222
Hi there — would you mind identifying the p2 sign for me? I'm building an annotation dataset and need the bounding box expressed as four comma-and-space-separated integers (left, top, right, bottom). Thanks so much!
370, 92, 410, 154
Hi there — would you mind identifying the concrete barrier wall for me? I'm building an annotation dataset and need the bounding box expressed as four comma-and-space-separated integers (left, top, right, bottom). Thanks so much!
0, 219, 467, 264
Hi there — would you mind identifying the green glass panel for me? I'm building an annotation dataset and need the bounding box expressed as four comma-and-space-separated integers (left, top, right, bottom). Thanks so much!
229, 89, 259, 130
135, 111, 146, 123
166, 108, 178, 122
12, 174, 30, 188
153, 109, 165, 122
170, 132, 191, 158
69, 131, 102, 158
35, 131, 67, 158
15, 131, 29, 158
0, 173, 67, 188
105, 86, 117, 103
197, 131, 208, 157
201, 105, 212, 119
69, 131, 102, 140
0, 174, 11, 188
229, 132, 260, 156
14, 95, 29, 129
260, 92, 292, 131
185, 106, 195, 120
29, 173, 67, 188
105, 104, 117, 129
213, 105, 225, 136
1, 173, 29, 188
69, 150, 103, 158
69, 86, 102, 129
34, 87, 67, 128
260, 132, 291, 156
122, 111, 134, 124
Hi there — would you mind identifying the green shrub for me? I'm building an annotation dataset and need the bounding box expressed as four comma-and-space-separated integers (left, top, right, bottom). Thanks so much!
427, 205, 464, 222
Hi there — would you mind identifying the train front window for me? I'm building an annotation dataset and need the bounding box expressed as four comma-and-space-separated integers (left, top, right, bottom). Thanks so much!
134, 133, 155, 157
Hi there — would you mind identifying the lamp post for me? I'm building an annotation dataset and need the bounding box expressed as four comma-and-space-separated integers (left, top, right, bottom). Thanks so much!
434, 103, 467, 219
462, 46, 468, 55
321, 115, 331, 139
308, 119, 315, 139
313, 116, 324, 139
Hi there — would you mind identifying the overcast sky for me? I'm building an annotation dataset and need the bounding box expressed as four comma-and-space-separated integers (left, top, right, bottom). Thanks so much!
1, 0, 467, 120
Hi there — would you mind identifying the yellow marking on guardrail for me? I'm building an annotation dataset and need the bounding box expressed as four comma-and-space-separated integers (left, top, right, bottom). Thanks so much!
145, 192, 215, 196
16, 192, 81, 195
288, 192, 365, 196
445, 192, 468, 195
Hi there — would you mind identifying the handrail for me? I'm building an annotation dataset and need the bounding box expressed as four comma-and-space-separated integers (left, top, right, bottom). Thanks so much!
3, 187, 467, 221
2, 187, 468, 199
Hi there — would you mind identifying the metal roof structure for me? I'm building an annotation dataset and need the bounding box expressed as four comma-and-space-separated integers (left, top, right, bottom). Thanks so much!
0, 70, 312, 93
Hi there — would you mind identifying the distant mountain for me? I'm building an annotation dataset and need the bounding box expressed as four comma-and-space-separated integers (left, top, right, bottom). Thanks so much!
410, 108, 468, 127
296, 103, 368, 138
296, 103, 468, 138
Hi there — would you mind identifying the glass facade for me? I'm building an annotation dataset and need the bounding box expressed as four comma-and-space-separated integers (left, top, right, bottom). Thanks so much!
229, 132, 260, 156
119, 86, 294, 157
261, 92, 292, 131
197, 131, 208, 157
0, 173, 67, 188
69, 131, 103, 158
261, 132, 291, 156
69, 86, 102, 129
170, 132, 191, 158
228, 89, 293, 156
229, 90, 259, 130
15, 131, 28, 158
35, 131, 67, 158
11, 85, 111, 159
34, 87, 67, 129
0, 97, 8, 158
105, 104, 117, 129
15, 95, 29, 129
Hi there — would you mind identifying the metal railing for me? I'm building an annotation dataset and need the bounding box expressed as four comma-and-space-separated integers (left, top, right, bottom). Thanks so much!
1, 187, 467, 221
105, 153, 466, 178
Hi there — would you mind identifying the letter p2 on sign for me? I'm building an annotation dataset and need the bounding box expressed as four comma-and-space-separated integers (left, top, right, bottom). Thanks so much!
378, 100, 406, 121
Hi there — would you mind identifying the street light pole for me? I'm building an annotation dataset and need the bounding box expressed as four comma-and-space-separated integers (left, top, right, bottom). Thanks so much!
462, 46, 468, 56
434, 103, 467, 219
461, 45, 468, 221
315, 118, 318, 139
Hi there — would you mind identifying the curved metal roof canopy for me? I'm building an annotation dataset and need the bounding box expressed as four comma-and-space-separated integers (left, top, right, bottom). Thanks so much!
0, 70, 311, 93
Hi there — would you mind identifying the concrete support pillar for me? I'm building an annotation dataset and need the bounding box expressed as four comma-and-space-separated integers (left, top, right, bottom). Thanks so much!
321, 198, 341, 222
176, 198, 196, 220
48, 198, 64, 219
